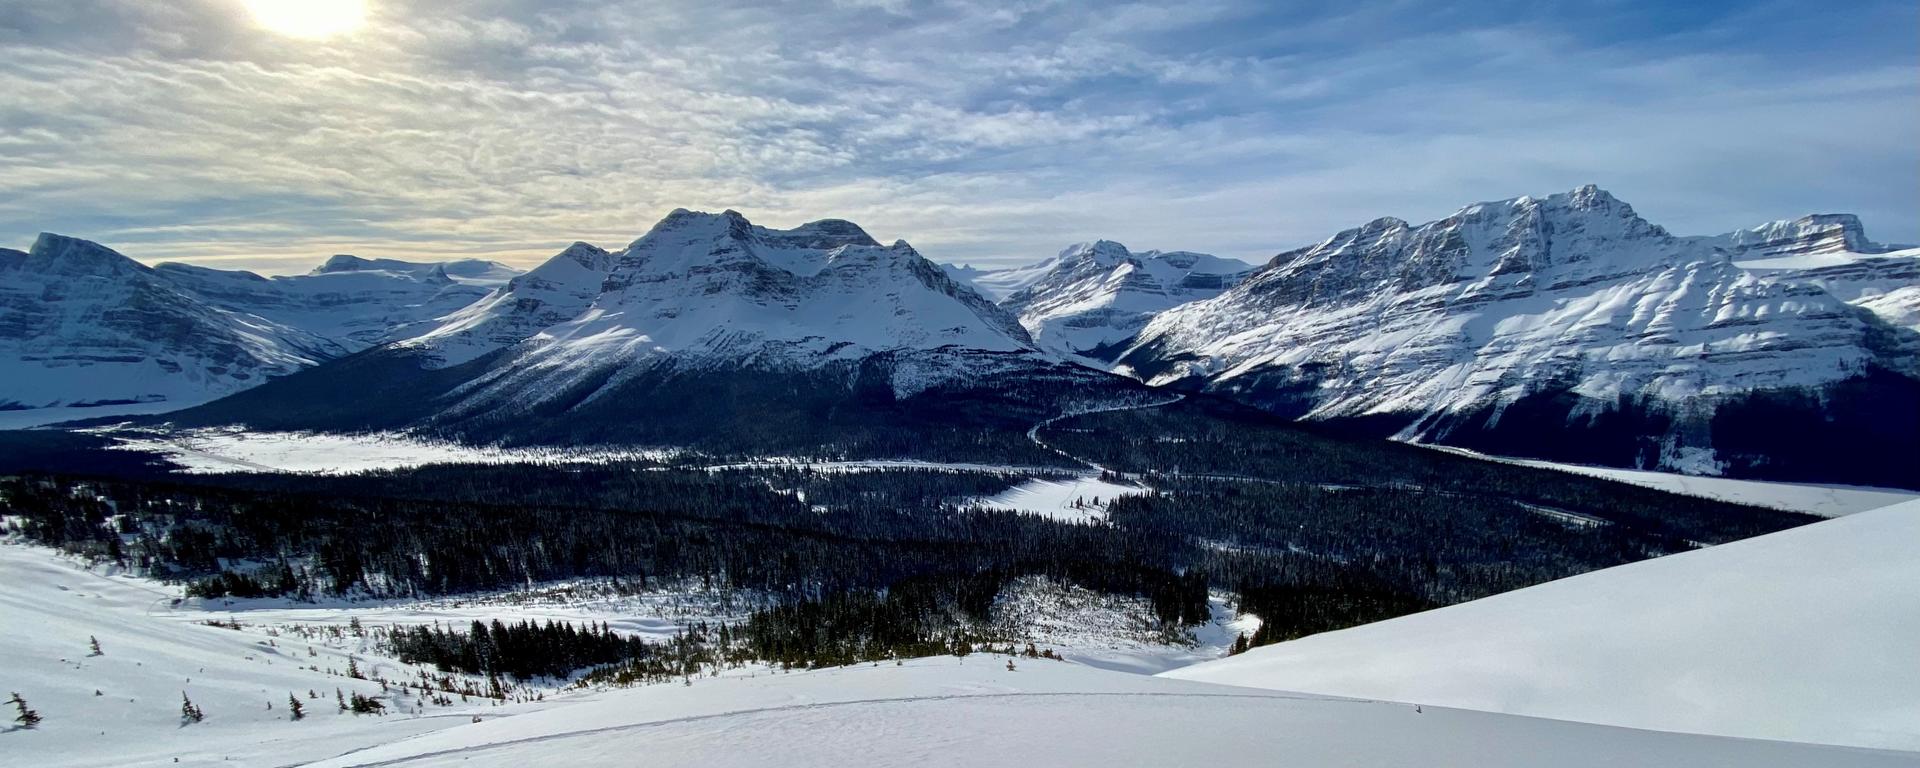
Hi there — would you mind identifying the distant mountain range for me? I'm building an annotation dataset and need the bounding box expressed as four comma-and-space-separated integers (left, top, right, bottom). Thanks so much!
0, 234, 519, 424
1106, 187, 1917, 487
5, 187, 1914, 486
162, 210, 1137, 461
950, 241, 1254, 360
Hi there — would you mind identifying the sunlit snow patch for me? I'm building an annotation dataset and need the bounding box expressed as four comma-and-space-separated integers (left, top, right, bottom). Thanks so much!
103, 428, 676, 474
1427, 445, 1918, 517
974, 474, 1145, 523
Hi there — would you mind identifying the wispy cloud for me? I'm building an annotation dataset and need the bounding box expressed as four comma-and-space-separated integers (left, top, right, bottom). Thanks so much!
1, 0, 1914, 274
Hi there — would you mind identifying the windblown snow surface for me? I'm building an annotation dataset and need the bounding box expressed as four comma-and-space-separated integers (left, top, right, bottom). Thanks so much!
1428, 446, 1918, 517
5, 513, 1916, 766
295, 660, 1913, 768
1165, 499, 1920, 752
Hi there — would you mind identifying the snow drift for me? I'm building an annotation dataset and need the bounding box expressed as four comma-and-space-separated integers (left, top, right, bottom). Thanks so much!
1164, 498, 1920, 751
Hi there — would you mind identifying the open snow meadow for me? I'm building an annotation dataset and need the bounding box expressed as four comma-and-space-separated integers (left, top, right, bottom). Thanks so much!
5, 536, 1916, 768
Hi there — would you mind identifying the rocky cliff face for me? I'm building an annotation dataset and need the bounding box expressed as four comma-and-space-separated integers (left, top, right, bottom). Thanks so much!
1711, 215, 1920, 335
1708, 214, 1890, 261
1115, 186, 1920, 487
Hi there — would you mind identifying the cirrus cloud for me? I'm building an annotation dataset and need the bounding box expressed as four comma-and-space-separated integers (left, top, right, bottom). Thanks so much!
0, 0, 1914, 274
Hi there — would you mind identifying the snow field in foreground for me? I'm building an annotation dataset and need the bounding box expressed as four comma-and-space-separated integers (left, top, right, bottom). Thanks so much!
1166, 499, 1920, 751
303, 659, 1915, 768
0, 542, 1253, 767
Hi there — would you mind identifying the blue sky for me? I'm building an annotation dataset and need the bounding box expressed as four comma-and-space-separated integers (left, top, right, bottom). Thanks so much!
1, 0, 1915, 273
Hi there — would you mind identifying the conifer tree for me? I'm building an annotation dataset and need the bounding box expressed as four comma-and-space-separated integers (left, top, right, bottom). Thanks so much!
180, 692, 204, 724
10, 693, 41, 729
287, 693, 305, 721
88, 636, 103, 656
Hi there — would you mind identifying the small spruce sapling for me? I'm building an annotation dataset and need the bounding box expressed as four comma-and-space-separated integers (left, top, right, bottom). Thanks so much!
10, 692, 41, 729
88, 636, 103, 657
288, 693, 304, 721
180, 692, 204, 724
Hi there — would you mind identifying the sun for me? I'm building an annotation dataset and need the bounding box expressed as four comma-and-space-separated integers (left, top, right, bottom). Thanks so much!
241, 0, 368, 39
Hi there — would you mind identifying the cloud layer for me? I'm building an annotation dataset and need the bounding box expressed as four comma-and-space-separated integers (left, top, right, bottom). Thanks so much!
2, 0, 1915, 273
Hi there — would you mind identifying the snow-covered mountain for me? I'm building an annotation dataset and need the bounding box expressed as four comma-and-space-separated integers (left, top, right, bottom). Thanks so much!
0, 234, 345, 421
1167, 497, 1920, 752
434, 210, 1034, 402
309, 253, 523, 286
985, 241, 1254, 359
396, 241, 617, 366
177, 210, 1137, 453
942, 260, 1058, 302
1114, 186, 1920, 488
1708, 214, 1920, 334
1704, 213, 1909, 264
0, 234, 525, 427
153, 256, 516, 352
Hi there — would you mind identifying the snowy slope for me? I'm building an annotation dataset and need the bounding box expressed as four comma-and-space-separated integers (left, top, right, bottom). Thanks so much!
154, 258, 515, 352
1116, 186, 1920, 486
5, 530, 1914, 767
1710, 215, 1920, 334
0, 543, 501, 768
0, 234, 345, 418
299, 658, 1913, 768
165, 210, 1134, 451
0, 234, 526, 425
996, 240, 1253, 358
1428, 445, 1919, 517
942, 260, 1059, 301
412, 209, 1047, 416
1166, 498, 1920, 752
399, 242, 617, 366
1705, 213, 1905, 263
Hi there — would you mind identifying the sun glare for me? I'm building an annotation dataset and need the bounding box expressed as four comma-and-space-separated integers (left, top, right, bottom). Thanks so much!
241, 0, 368, 39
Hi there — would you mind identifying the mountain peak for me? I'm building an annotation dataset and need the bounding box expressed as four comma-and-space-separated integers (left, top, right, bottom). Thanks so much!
1719, 213, 1886, 258
1567, 183, 1616, 204
760, 218, 881, 251
314, 254, 374, 274
1058, 240, 1134, 267
556, 241, 612, 265
26, 233, 152, 278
